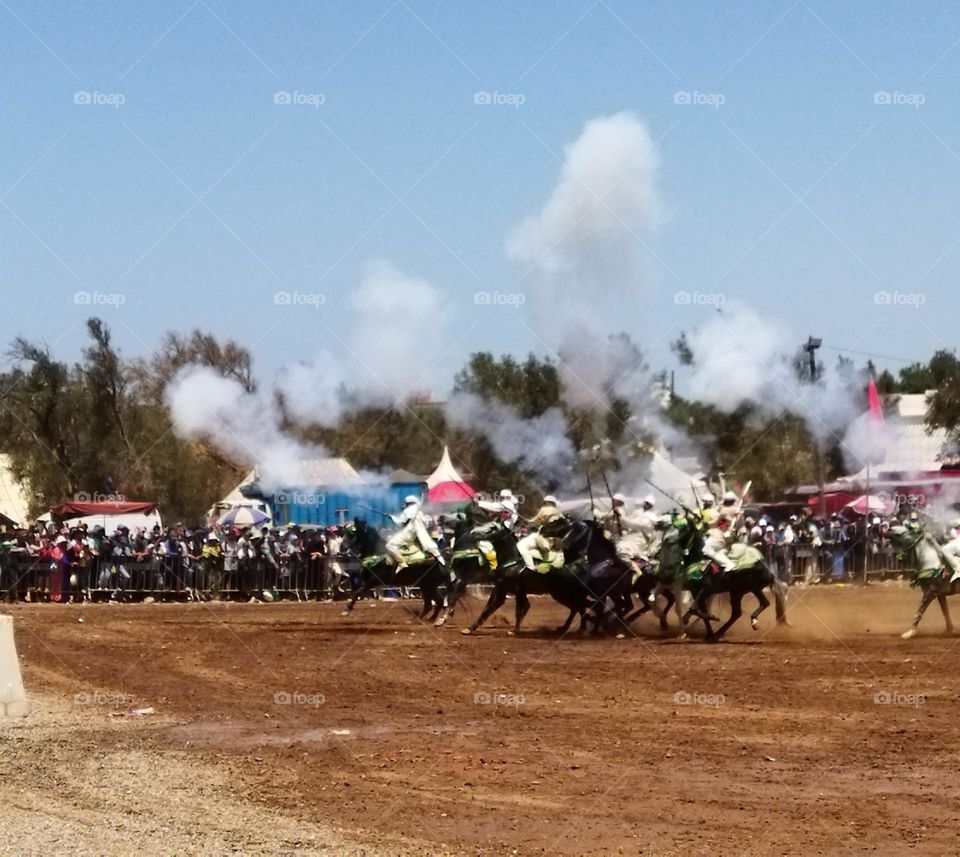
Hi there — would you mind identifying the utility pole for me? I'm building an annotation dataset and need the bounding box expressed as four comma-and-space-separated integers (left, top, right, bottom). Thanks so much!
804, 336, 826, 518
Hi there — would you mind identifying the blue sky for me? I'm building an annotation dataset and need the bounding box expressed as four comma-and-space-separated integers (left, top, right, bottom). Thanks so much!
3, 0, 960, 394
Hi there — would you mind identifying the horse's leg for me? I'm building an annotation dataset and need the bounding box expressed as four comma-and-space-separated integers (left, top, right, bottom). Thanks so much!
715, 591, 743, 638
902, 585, 937, 639
589, 597, 608, 635
937, 592, 954, 634
436, 566, 468, 626
555, 607, 578, 635
513, 589, 531, 636
417, 574, 434, 619
340, 571, 367, 616
463, 579, 506, 635
686, 587, 715, 640
748, 588, 769, 630
772, 575, 789, 625
427, 579, 444, 622
623, 600, 651, 624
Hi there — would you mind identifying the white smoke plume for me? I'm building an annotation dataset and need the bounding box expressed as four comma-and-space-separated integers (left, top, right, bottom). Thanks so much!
839, 411, 893, 473
165, 365, 326, 490
275, 259, 452, 421
506, 111, 663, 436
348, 259, 452, 398
169, 260, 455, 488
506, 110, 660, 314
682, 304, 870, 445
445, 391, 575, 486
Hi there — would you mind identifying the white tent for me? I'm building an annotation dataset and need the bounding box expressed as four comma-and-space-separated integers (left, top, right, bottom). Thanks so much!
556, 450, 706, 516
0, 455, 30, 526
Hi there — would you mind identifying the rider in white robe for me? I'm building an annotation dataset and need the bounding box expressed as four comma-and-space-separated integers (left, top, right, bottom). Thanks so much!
385, 496, 443, 569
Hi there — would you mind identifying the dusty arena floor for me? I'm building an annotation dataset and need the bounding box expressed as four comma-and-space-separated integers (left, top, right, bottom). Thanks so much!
3, 583, 960, 855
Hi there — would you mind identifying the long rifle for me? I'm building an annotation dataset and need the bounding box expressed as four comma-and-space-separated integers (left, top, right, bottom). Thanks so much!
586, 467, 597, 521
644, 477, 697, 520
600, 467, 623, 536
355, 503, 394, 521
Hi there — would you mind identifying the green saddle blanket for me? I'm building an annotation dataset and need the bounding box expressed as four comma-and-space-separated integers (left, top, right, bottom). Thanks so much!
728, 543, 764, 570
683, 559, 714, 583
529, 549, 564, 573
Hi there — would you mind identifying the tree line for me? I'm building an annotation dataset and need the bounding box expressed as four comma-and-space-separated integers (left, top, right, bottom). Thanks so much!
1, 319, 958, 522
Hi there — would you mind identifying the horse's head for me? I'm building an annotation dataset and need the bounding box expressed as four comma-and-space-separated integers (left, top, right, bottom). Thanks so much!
342, 518, 384, 558
539, 515, 572, 540
886, 524, 918, 550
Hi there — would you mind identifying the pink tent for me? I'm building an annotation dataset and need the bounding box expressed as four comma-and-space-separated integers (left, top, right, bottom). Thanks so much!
427, 446, 475, 503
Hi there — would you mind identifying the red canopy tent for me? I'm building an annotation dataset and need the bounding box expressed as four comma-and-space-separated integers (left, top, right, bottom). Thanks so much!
426, 447, 474, 504
52, 500, 157, 518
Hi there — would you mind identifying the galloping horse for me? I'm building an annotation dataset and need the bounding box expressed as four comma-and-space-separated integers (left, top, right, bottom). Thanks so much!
888, 525, 960, 639
674, 517, 788, 640
541, 516, 639, 634
459, 517, 598, 636
338, 519, 447, 621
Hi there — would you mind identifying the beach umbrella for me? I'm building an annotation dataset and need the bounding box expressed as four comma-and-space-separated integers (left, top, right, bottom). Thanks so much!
843, 494, 893, 516
217, 504, 269, 527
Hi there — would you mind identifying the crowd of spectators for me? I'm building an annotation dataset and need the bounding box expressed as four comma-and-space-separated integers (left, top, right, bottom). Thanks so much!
0, 521, 347, 603
0, 503, 933, 603
741, 507, 929, 583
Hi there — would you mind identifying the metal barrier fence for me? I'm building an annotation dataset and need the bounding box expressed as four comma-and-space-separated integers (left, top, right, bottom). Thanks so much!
761, 543, 916, 585
0, 555, 363, 603
0, 546, 921, 603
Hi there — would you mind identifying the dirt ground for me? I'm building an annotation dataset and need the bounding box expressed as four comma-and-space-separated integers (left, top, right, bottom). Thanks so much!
3, 582, 960, 855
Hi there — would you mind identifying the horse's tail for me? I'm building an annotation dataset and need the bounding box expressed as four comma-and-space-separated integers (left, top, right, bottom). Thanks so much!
769, 567, 788, 624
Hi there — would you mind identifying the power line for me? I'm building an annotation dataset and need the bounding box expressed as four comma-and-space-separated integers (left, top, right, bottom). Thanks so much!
823, 344, 916, 365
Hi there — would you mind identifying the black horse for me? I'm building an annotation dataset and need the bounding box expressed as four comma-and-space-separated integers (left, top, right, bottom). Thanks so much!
434, 509, 498, 627
462, 515, 640, 637
459, 518, 598, 636
338, 519, 447, 621
674, 518, 788, 640
542, 516, 642, 634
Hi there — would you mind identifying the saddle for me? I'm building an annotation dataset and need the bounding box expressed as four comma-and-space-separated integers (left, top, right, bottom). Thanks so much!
683, 559, 720, 583
528, 548, 564, 574
727, 543, 764, 570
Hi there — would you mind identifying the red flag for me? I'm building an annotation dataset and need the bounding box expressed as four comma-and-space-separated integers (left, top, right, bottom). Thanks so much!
867, 377, 883, 422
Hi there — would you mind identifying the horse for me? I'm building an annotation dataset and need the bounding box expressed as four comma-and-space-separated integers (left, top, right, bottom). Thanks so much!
459, 518, 597, 636
434, 509, 496, 627
888, 525, 959, 639
674, 519, 788, 641
338, 518, 447, 621
540, 516, 641, 634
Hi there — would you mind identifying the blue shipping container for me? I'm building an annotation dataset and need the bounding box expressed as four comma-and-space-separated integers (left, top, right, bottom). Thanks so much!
268, 481, 427, 528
